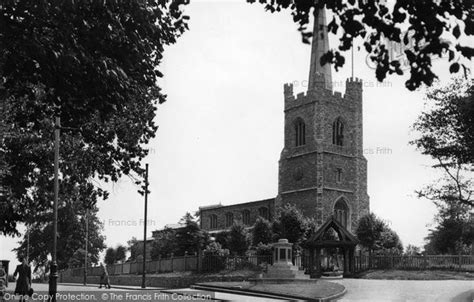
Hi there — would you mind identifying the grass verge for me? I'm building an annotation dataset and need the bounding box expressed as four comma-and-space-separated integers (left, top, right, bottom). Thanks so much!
356, 270, 474, 280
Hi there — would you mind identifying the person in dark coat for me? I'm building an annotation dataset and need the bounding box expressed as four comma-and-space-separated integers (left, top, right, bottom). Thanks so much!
13, 258, 31, 300
0, 262, 6, 301
98, 263, 110, 289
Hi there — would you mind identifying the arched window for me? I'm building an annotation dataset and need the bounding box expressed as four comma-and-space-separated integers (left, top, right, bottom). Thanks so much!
225, 212, 234, 227
294, 119, 306, 147
334, 199, 349, 228
332, 117, 344, 146
242, 210, 251, 225
209, 214, 218, 229
258, 207, 269, 220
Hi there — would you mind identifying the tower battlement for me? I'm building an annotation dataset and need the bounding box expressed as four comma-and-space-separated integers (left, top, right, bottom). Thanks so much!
283, 83, 294, 98
346, 77, 363, 84
284, 80, 361, 111
344, 77, 363, 102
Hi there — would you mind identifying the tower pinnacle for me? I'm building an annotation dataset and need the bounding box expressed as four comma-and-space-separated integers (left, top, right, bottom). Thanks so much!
308, 8, 333, 92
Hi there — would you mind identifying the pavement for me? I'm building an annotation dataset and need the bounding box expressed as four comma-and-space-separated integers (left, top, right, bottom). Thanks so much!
58, 283, 165, 291
333, 279, 474, 302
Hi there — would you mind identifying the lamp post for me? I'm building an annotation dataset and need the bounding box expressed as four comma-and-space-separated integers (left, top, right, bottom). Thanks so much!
48, 117, 60, 302
141, 163, 149, 289
26, 226, 30, 263
84, 207, 89, 285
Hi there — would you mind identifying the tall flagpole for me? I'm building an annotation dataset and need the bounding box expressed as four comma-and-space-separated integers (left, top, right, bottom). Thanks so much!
351, 42, 355, 79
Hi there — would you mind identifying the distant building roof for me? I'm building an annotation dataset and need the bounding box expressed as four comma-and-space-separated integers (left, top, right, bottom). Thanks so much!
199, 198, 274, 212
151, 223, 186, 238
134, 237, 154, 244
198, 203, 223, 210
163, 223, 184, 229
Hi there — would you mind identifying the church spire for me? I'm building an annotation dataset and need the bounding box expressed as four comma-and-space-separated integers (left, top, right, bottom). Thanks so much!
308, 8, 333, 92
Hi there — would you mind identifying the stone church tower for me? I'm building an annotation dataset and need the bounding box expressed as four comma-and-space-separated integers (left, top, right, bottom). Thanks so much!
276, 9, 370, 232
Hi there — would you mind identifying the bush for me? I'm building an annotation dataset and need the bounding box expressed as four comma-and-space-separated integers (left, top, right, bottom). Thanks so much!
203, 242, 229, 257
252, 218, 273, 246
228, 224, 250, 256
202, 242, 229, 272
214, 231, 230, 250
255, 243, 273, 257
255, 243, 273, 268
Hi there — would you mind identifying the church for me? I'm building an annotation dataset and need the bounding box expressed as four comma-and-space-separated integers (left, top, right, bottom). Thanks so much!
199, 9, 370, 235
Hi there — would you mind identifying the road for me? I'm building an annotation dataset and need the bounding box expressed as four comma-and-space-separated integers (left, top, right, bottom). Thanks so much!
334, 279, 474, 302
3, 282, 283, 301
4, 280, 472, 301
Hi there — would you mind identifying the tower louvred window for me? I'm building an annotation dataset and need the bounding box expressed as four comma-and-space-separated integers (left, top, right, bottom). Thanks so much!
295, 119, 306, 147
332, 117, 344, 146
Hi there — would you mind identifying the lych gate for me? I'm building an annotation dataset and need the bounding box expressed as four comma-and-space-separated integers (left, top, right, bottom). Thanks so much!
305, 216, 359, 277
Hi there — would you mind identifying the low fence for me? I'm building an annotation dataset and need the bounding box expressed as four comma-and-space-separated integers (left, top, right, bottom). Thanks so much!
201, 254, 273, 273
61, 253, 474, 280
354, 254, 474, 272
65, 254, 200, 278
63, 254, 273, 278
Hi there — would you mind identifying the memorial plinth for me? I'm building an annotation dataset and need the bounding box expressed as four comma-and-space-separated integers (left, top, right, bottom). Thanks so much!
263, 239, 309, 279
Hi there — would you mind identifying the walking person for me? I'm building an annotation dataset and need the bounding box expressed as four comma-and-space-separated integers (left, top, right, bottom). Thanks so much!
0, 262, 6, 302
13, 257, 31, 302
98, 263, 111, 289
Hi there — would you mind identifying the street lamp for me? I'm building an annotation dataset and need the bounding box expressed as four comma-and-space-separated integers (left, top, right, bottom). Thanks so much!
26, 226, 30, 263
48, 116, 60, 302
141, 163, 149, 289
84, 207, 89, 286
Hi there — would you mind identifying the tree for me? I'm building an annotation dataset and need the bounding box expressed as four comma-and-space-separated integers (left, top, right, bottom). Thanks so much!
68, 249, 93, 269
356, 213, 402, 254
412, 79, 474, 208
380, 228, 403, 253
272, 204, 308, 247
249, 0, 473, 91
404, 244, 421, 256
104, 247, 116, 266
127, 237, 143, 262
13, 203, 105, 271
115, 245, 127, 263
412, 78, 473, 254
150, 228, 178, 260
227, 224, 250, 256
424, 201, 473, 255
0, 0, 189, 236
252, 218, 273, 246
174, 213, 210, 256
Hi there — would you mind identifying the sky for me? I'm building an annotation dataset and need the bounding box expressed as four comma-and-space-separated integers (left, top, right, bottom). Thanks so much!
1, 0, 472, 266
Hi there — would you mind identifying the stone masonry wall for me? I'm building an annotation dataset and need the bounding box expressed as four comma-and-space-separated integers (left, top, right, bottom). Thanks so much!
199, 198, 274, 232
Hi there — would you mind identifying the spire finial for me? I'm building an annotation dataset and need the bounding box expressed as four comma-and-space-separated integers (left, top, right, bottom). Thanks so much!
308, 8, 333, 92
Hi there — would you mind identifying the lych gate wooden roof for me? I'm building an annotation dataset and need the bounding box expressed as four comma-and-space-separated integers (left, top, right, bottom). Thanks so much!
307, 215, 359, 247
